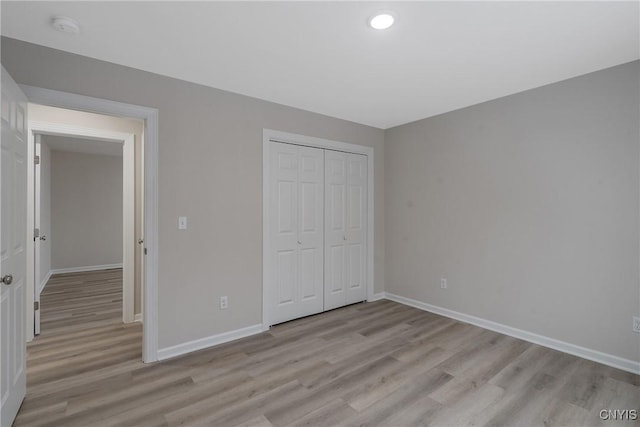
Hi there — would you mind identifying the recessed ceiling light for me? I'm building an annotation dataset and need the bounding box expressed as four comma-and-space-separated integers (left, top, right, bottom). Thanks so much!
369, 12, 395, 30
51, 16, 80, 35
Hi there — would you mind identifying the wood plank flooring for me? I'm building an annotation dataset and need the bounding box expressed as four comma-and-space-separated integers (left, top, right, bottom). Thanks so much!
14, 269, 640, 426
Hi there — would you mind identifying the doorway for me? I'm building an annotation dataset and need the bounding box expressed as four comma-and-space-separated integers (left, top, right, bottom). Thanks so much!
19, 86, 159, 363
28, 107, 139, 339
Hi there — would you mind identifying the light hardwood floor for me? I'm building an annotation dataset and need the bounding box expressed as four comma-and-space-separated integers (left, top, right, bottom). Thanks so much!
14, 269, 640, 426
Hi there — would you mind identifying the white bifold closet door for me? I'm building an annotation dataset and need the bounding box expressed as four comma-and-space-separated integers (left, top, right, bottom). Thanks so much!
324, 151, 367, 311
268, 142, 324, 325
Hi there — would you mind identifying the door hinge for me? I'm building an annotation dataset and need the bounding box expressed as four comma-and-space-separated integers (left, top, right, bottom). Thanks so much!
144, 248, 147, 255
34, 301, 39, 311
34, 228, 40, 241
34, 155, 40, 165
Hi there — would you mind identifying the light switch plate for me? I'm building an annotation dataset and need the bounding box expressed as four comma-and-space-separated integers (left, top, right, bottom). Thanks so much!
178, 216, 187, 230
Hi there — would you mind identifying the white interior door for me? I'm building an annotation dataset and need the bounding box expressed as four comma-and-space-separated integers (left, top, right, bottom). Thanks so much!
1, 66, 28, 427
324, 151, 367, 310
268, 142, 324, 325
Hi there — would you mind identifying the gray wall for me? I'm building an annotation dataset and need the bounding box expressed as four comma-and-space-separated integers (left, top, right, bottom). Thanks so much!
385, 61, 640, 362
51, 150, 123, 270
38, 139, 51, 292
0, 37, 386, 349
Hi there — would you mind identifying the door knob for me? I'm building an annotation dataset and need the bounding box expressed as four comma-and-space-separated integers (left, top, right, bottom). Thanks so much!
1, 274, 13, 285
138, 239, 144, 245
40, 235, 46, 241
297, 240, 302, 245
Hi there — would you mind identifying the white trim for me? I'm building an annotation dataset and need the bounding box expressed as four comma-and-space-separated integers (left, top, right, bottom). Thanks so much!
157, 324, 263, 361
38, 270, 52, 295
50, 263, 123, 275
22, 85, 159, 363
134, 313, 142, 323
368, 292, 386, 302
122, 130, 135, 324
262, 137, 271, 331
383, 292, 640, 375
33, 135, 42, 337
28, 121, 136, 325
262, 129, 375, 329
265, 129, 375, 156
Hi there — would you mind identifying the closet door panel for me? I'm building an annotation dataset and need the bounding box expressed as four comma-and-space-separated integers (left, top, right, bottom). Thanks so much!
324, 151, 347, 310
329, 245, 345, 293
299, 248, 317, 300
296, 146, 324, 313
345, 153, 367, 304
330, 185, 344, 231
348, 243, 363, 291
277, 250, 297, 305
277, 181, 296, 234
270, 142, 300, 324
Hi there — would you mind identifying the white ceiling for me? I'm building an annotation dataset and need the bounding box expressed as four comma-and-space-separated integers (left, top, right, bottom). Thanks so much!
3, 1, 638, 129
42, 134, 123, 157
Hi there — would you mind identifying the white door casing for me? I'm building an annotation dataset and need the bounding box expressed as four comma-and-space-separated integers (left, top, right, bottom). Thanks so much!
20, 85, 159, 363
268, 142, 324, 325
0, 66, 28, 427
324, 151, 367, 310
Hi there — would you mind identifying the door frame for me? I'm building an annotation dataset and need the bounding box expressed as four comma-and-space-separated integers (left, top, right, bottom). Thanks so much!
262, 129, 375, 329
28, 121, 136, 332
33, 134, 42, 335
21, 85, 159, 363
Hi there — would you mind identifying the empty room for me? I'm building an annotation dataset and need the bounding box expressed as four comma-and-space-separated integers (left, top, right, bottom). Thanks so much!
0, 1, 638, 427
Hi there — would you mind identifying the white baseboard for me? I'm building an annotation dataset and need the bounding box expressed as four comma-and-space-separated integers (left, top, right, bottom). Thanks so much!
383, 292, 640, 375
38, 270, 52, 295
51, 263, 123, 275
134, 313, 142, 323
157, 324, 264, 361
368, 292, 386, 302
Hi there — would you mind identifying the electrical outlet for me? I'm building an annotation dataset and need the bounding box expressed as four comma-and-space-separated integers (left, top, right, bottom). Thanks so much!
440, 278, 447, 289
220, 296, 228, 310
633, 316, 640, 333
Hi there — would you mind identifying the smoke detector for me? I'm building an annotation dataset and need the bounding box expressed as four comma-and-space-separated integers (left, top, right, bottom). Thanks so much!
51, 16, 80, 35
